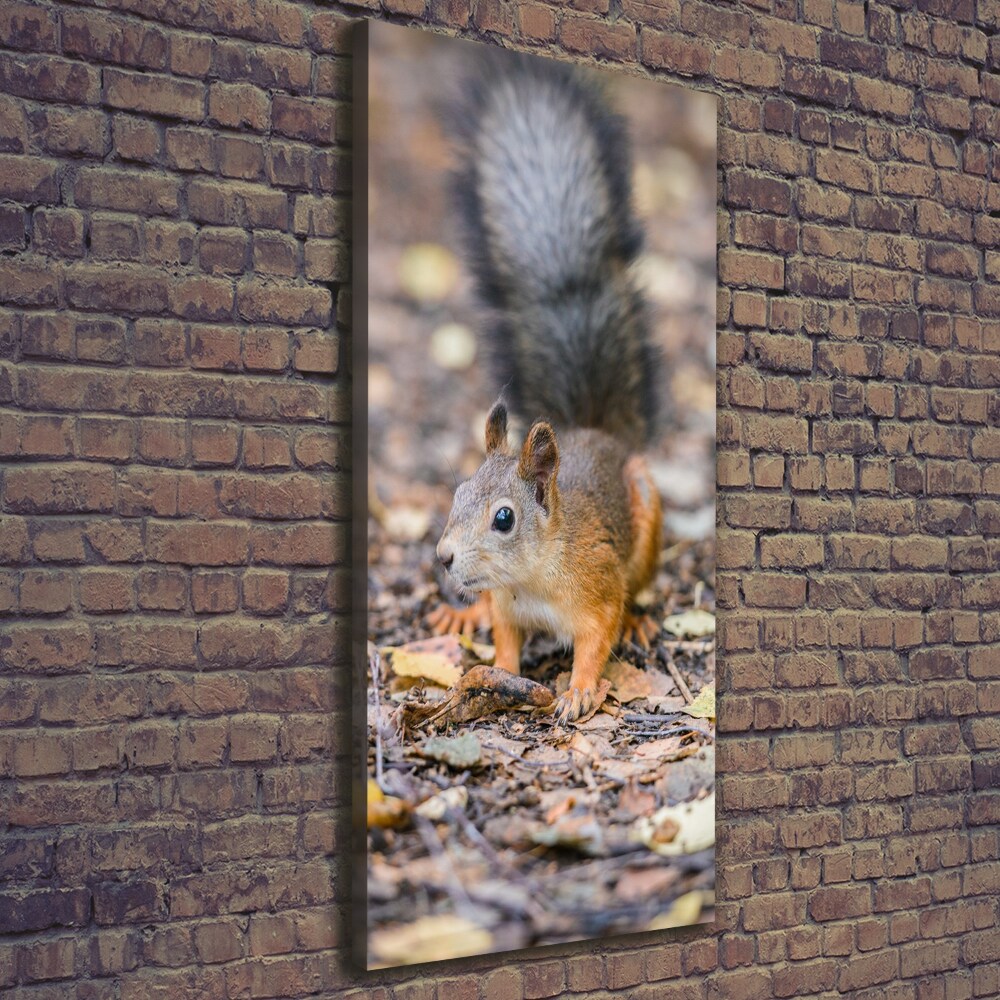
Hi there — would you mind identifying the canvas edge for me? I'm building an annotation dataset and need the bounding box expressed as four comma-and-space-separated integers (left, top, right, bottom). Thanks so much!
352, 20, 720, 967
350, 16, 372, 974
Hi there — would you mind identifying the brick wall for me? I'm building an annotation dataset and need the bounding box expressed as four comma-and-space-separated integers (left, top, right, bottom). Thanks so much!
0, 0, 998, 998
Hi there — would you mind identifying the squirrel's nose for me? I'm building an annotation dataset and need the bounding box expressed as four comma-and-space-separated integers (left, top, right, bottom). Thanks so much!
437, 541, 454, 571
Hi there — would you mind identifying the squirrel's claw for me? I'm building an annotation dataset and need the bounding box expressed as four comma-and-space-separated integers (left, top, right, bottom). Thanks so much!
622, 611, 658, 649
554, 685, 595, 725
426, 600, 491, 637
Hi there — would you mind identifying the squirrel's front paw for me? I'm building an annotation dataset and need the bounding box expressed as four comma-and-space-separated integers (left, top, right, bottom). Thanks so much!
426, 598, 491, 637
554, 684, 596, 725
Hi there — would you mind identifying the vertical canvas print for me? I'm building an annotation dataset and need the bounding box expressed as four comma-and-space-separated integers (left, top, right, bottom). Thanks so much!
354, 21, 717, 968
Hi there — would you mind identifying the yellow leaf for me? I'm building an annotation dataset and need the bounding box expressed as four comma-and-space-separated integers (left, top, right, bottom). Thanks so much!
457, 634, 495, 663
632, 792, 715, 857
384, 647, 462, 688
662, 609, 715, 638
367, 780, 409, 829
415, 786, 468, 821
370, 915, 493, 966
682, 683, 715, 720
647, 890, 705, 930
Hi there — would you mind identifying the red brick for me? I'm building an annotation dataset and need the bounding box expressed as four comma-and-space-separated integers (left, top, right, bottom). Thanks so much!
271, 95, 337, 144
168, 275, 234, 322
188, 178, 287, 229
0, 51, 101, 104
236, 281, 331, 326
61, 8, 167, 67
252, 232, 299, 276
80, 569, 133, 613
113, 115, 161, 163
147, 521, 249, 566
136, 569, 186, 611
242, 570, 289, 614
105, 69, 204, 121
207, 82, 269, 131
640, 26, 711, 74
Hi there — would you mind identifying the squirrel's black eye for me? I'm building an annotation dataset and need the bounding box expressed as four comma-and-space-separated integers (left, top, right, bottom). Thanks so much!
492, 506, 514, 532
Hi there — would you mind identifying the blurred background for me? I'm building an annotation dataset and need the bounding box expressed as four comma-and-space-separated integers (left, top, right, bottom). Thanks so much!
365, 25, 717, 580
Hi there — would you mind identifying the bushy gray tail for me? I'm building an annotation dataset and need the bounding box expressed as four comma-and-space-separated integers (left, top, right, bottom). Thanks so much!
446, 52, 661, 450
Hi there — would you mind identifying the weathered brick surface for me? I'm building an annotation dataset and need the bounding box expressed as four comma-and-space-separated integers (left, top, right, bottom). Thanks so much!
1, 0, 998, 997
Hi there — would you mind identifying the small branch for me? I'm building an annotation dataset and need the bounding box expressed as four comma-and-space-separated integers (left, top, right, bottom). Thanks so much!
370, 646, 385, 786
414, 814, 475, 913
661, 653, 694, 704
621, 712, 686, 723
662, 638, 715, 655
450, 808, 551, 915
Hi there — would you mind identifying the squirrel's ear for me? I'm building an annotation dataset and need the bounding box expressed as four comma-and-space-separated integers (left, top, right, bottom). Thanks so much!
485, 400, 508, 454
517, 421, 559, 512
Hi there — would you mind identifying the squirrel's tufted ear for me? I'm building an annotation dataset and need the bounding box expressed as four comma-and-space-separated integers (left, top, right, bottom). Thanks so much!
517, 421, 559, 512
484, 399, 508, 454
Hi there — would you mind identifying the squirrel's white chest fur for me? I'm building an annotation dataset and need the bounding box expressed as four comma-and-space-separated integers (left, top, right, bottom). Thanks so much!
496, 588, 575, 647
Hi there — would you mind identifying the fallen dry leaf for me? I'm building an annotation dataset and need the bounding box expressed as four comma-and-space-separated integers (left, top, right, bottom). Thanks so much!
617, 780, 657, 820
656, 746, 716, 804
662, 608, 715, 638
423, 664, 554, 726
603, 660, 673, 703
367, 779, 410, 830
681, 682, 716, 720
370, 914, 492, 967
457, 633, 496, 663
522, 744, 570, 767
567, 730, 614, 761
594, 758, 660, 783
634, 735, 689, 761
478, 733, 530, 765
415, 786, 468, 821
633, 793, 715, 857
646, 695, 688, 714
577, 712, 619, 733
574, 678, 611, 724
647, 890, 705, 930
420, 732, 481, 769
532, 814, 606, 857
616, 865, 680, 903
543, 791, 581, 825
383, 635, 465, 689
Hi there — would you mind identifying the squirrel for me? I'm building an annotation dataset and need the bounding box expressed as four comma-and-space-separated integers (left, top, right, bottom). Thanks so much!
427, 53, 664, 725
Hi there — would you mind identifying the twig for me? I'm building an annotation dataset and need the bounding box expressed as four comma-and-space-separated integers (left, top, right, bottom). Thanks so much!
628, 729, 707, 740
661, 653, 694, 704
488, 743, 573, 769
413, 814, 475, 914
449, 808, 552, 917
622, 712, 686, 723
661, 540, 692, 564
370, 647, 385, 786
662, 639, 715, 655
